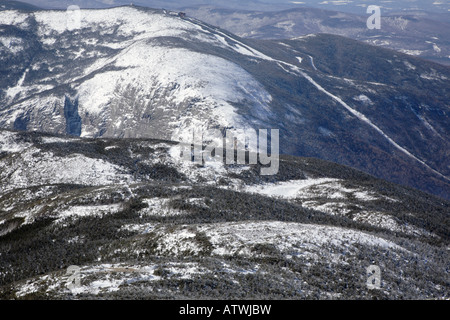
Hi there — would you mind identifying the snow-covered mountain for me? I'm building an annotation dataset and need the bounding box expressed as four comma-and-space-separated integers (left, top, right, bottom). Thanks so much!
0, 129, 448, 299
0, 6, 449, 200
0, 7, 274, 140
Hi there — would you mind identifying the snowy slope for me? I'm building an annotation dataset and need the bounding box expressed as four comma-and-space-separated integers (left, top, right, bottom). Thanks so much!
0, 129, 448, 299
0, 7, 272, 142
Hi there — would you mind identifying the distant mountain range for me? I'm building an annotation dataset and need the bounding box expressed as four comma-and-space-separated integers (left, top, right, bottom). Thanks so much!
0, 0, 40, 10
5, 0, 450, 14
181, 6, 450, 66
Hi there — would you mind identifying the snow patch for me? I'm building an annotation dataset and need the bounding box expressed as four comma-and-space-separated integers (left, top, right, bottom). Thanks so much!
58, 204, 123, 222
196, 221, 407, 257
0, 149, 134, 192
